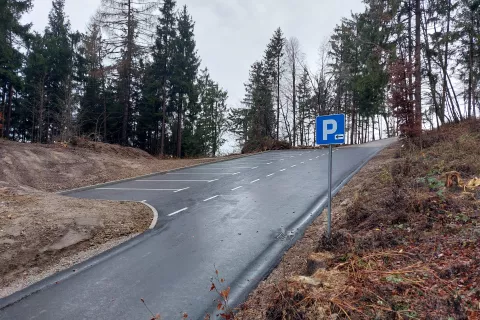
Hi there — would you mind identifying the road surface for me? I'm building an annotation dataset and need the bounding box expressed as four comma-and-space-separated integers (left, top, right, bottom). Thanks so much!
0, 138, 394, 320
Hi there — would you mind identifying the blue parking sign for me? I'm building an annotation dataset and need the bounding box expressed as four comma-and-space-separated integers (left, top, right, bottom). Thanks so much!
316, 114, 346, 145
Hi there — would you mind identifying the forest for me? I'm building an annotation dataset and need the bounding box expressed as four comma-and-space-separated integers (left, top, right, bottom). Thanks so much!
1, 0, 479, 157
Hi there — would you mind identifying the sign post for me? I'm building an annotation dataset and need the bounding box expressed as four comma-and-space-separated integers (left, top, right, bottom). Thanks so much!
316, 114, 345, 238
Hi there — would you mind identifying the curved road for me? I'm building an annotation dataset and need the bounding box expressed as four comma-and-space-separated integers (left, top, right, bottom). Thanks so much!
0, 138, 394, 320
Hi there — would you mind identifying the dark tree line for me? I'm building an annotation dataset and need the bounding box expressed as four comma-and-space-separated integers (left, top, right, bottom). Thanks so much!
1, 0, 228, 158
2, 0, 479, 155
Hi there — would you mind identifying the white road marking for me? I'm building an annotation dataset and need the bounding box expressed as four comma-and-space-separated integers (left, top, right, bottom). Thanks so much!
301, 162, 305, 164
97, 188, 178, 191
203, 195, 219, 202
309, 159, 313, 161
231, 186, 243, 191
267, 162, 272, 165
137, 180, 210, 182
167, 173, 236, 175
316, 156, 319, 158
280, 159, 285, 161
291, 165, 297, 168
267, 173, 275, 177
280, 169, 286, 172
168, 207, 188, 217
251, 166, 259, 169
290, 156, 294, 158
208, 179, 219, 183
174, 187, 190, 193
232, 172, 241, 175
196, 167, 251, 169
250, 179, 260, 184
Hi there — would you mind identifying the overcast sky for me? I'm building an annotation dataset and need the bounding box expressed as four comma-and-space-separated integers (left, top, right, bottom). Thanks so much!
23, 0, 366, 108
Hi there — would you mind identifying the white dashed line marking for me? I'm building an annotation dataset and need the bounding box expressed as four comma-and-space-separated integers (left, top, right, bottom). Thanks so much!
250, 179, 260, 184
251, 166, 259, 169
280, 169, 286, 172
280, 159, 285, 161
232, 172, 241, 175
168, 207, 188, 217
231, 186, 243, 191
174, 187, 190, 193
309, 159, 313, 161
208, 179, 219, 183
203, 195, 219, 202
291, 165, 297, 168
267, 173, 275, 177
267, 162, 272, 165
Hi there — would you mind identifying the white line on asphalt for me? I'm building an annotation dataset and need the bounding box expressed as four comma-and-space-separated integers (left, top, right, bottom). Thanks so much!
168, 207, 188, 217
167, 173, 236, 175
231, 186, 243, 191
194, 167, 251, 169
137, 180, 210, 182
280, 159, 285, 161
291, 165, 297, 168
203, 195, 219, 202
208, 179, 219, 183
174, 187, 190, 193
97, 188, 178, 191
267, 162, 272, 165
290, 156, 294, 158
251, 166, 259, 169
316, 156, 319, 158
280, 169, 286, 172
250, 179, 260, 184
232, 172, 241, 175
267, 173, 275, 177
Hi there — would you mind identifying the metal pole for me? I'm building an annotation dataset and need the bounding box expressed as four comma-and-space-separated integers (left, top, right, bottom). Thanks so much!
327, 144, 333, 238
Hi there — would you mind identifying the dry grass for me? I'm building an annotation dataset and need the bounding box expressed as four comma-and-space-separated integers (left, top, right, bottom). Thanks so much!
236, 120, 480, 320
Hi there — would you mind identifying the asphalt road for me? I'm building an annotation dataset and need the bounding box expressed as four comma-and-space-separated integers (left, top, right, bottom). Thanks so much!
0, 138, 395, 320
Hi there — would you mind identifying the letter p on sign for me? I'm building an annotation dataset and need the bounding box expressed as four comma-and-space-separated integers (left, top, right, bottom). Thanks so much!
316, 114, 345, 145
323, 120, 337, 141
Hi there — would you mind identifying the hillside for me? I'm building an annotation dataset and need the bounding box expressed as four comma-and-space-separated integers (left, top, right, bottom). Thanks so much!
0, 139, 235, 192
236, 120, 480, 320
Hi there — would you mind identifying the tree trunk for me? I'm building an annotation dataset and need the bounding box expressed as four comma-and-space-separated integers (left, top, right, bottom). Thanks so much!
422, 5, 442, 126
292, 56, 296, 147
160, 82, 166, 157
176, 96, 183, 158
440, 0, 451, 126
414, 0, 422, 133
467, 16, 474, 118
4, 84, 13, 138
276, 57, 280, 141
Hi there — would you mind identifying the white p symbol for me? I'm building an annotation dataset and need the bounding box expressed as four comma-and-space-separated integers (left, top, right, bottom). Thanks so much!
323, 120, 337, 141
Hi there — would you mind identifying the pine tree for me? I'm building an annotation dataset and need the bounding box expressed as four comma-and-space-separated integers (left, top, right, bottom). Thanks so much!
152, 0, 177, 156
98, 0, 155, 145
0, 0, 32, 138
265, 28, 285, 141
43, 0, 73, 142
171, 5, 200, 158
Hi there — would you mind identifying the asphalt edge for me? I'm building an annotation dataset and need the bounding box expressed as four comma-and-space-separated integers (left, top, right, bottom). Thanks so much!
206, 142, 393, 318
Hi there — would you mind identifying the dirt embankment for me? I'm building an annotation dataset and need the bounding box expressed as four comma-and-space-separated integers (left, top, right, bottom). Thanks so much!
0, 139, 241, 298
236, 120, 480, 320
0, 139, 238, 192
